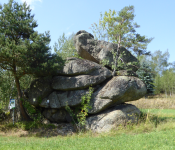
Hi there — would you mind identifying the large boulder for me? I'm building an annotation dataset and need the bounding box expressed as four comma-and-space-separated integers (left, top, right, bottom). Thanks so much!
74, 30, 139, 72
40, 89, 89, 108
88, 76, 147, 114
56, 57, 101, 75
27, 58, 112, 106
27, 77, 53, 106
86, 104, 140, 133
25, 33, 147, 130
39, 76, 146, 113
51, 60, 112, 91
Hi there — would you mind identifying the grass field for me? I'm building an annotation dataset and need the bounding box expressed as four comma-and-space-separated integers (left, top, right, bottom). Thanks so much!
0, 95, 175, 150
0, 129, 175, 150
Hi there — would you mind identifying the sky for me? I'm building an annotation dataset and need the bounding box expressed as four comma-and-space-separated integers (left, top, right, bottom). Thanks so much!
0, 0, 175, 63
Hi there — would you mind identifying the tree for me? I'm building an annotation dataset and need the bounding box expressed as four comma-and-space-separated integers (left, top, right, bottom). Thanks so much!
0, 69, 17, 110
149, 50, 170, 76
91, 6, 153, 75
136, 59, 154, 96
0, 0, 63, 121
53, 32, 79, 59
155, 69, 175, 97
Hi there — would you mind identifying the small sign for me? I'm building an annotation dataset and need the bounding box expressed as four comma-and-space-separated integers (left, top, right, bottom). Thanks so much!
47, 100, 49, 104
33, 98, 36, 102
9, 99, 15, 109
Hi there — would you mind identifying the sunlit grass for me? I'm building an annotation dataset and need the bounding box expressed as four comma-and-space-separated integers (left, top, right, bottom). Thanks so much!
1, 95, 175, 149
0, 128, 175, 150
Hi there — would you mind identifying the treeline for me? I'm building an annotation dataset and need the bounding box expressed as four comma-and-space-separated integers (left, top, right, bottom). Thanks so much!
137, 50, 175, 96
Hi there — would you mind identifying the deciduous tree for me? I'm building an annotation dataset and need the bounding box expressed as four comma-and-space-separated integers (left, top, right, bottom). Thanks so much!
53, 32, 79, 59
91, 6, 153, 75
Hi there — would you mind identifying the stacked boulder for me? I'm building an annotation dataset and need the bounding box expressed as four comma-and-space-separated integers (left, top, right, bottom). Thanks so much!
26, 30, 146, 133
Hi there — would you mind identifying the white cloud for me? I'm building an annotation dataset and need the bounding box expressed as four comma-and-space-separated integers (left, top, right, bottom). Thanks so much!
20, 0, 42, 10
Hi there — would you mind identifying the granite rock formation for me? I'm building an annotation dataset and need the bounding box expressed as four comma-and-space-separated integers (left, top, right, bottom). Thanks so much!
74, 30, 139, 72
26, 30, 147, 133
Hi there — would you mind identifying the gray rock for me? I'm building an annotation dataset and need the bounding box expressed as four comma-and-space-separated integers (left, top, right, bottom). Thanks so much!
57, 57, 101, 75
27, 77, 53, 106
74, 31, 98, 63
41, 76, 146, 114
88, 76, 146, 114
51, 65, 112, 91
99, 76, 147, 101
74, 30, 139, 72
86, 104, 140, 133
40, 89, 89, 108
42, 108, 69, 123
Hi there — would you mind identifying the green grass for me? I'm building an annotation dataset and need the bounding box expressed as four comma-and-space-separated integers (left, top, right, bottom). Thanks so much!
0, 129, 175, 150
140, 109, 175, 121
141, 109, 175, 116
1, 108, 175, 150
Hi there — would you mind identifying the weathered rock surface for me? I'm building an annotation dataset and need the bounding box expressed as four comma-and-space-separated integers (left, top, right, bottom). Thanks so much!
25, 30, 147, 133
27, 58, 112, 107
88, 76, 147, 114
36, 75, 146, 115
27, 77, 53, 106
74, 30, 139, 72
52, 65, 112, 91
57, 57, 103, 75
86, 104, 140, 133
40, 89, 89, 108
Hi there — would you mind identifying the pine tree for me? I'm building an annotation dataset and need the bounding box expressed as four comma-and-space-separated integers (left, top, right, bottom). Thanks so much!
136, 63, 154, 96
0, 0, 63, 121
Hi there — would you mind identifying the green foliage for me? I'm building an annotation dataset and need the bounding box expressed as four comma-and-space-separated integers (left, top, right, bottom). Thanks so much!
0, 0, 64, 120
54, 32, 80, 59
22, 98, 43, 127
136, 61, 155, 95
65, 87, 94, 132
0, 108, 5, 121
90, 6, 153, 75
90, 6, 153, 56
0, 70, 35, 111
0, 0, 64, 79
154, 70, 175, 96
139, 50, 175, 96
1, 108, 175, 149
149, 50, 170, 76
76, 87, 93, 127
0, 70, 17, 107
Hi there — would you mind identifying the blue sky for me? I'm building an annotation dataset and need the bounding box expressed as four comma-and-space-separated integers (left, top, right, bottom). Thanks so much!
1, 0, 175, 63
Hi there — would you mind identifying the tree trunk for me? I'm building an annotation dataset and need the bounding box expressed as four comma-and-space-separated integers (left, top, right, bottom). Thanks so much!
14, 76, 32, 121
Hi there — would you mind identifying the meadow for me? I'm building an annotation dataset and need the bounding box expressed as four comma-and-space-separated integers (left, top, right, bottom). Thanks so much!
0, 95, 175, 150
